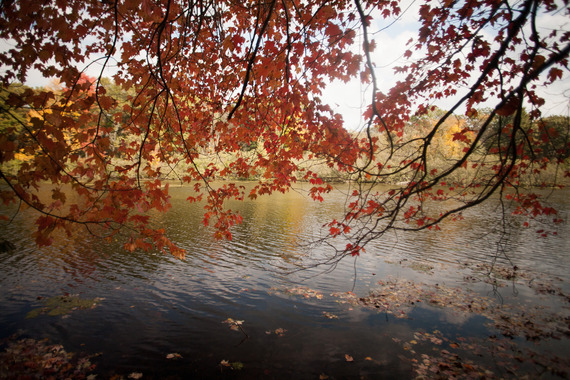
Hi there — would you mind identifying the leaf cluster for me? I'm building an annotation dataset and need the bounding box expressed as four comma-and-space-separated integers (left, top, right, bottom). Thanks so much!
0, 0, 568, 260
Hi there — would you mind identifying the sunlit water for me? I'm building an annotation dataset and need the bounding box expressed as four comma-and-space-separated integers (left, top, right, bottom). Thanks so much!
1, 183, 568, 378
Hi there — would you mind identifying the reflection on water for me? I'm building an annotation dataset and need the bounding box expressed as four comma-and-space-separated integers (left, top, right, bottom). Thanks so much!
0, 183, 569, 378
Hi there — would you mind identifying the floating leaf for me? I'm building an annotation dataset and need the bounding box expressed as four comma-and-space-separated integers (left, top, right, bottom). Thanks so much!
231, 361, 244, 370
166, 353, 182, 360
271, 286, 324, 300
274, 328, 287, 336
222, 318, 244, 331
222, 318, 248, 337
322, 311, 339, 319
407, 262, 434, 274
0, 336, 98, 378
26, 295, 104, 319
345, 354, 354, 362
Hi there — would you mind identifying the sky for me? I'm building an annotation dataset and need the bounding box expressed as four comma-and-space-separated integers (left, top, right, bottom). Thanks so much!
322, 0, 570, 131
322, 2, 421, 130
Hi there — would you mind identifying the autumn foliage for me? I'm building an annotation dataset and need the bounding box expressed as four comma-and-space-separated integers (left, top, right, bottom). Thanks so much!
0, 0, 568, 259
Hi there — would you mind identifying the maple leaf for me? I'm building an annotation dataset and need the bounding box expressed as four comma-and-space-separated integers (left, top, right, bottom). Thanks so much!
496, 96, 520, 116
0, 0, 565, 265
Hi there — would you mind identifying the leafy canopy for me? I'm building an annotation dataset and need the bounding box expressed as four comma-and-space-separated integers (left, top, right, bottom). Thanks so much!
0, 0, 568, 260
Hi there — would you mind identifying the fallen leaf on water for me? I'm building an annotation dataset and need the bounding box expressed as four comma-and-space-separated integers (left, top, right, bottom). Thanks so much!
365, 356, 373, 361
223, 318, 244, 326
166, 353, 182, 360
231, 361, 244, 370
271, 286, 324, 300
274, 328, 287, 336
26, 295, 104, 319
345, 354, 354, 362
128, 372, 143, 379
319, 374, 329, 379
322, 311, 339, 319
0, 335, 98, 378
430, 337, 443, 345
223, 318, 244, 331
219, 359, 243, 370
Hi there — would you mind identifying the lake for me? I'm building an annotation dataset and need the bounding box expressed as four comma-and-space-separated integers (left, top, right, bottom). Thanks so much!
1, 183, 569, 379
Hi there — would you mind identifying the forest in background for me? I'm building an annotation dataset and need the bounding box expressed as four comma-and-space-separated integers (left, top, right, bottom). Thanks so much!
3, 80, 568, 187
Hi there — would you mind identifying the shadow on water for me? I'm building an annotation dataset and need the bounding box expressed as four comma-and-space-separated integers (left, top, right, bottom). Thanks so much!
0, 183, 569, 378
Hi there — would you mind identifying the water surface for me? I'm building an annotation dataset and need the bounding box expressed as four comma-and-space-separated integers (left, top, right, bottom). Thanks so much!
1, 183, 568, 378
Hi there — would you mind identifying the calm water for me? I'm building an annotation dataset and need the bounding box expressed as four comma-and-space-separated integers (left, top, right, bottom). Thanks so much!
0, 183, 569, 379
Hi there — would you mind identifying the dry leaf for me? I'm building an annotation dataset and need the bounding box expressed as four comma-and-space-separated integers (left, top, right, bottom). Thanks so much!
322, 311, 339, 319
274, 328, 287, 336
223, 318, 245, 331
223, 318, 243, 326
345, 354, 354, 362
